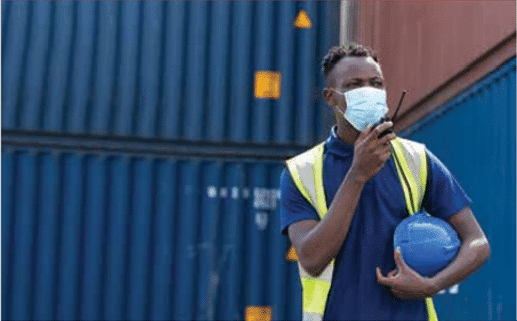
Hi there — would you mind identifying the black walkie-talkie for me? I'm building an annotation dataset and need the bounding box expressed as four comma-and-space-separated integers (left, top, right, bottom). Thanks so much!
374, 90, 406, 138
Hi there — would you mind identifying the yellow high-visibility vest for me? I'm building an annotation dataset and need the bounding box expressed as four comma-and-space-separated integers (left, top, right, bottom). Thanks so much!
286, 137, 438, 321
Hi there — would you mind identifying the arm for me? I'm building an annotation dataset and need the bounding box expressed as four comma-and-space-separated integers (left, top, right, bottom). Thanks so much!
376, 206, 490, 299
288, 122, 395, 277
288, 169, 366, 276
431, 206, 490, 292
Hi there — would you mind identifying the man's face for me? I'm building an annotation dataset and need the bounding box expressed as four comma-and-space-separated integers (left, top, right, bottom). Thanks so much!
324, 56, 385, 113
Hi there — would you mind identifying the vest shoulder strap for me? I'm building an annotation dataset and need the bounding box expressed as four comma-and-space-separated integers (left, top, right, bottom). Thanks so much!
286, 142, 327, 218
391, 138, 437, 321
286, 142, 332, 321
390, 137, 428, 215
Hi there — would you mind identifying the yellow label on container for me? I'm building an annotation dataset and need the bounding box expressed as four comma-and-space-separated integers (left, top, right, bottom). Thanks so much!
254, 71, 281, 99
294, 9, 312, 29
245, 306, 272, 321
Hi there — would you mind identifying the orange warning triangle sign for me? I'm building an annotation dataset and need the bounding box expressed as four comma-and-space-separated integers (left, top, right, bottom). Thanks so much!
294, 9, 312, 29
286, 245, 298, 262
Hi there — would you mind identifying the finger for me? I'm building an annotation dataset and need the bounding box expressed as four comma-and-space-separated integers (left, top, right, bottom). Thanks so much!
374, 147, 391, 166
376, 267, 384, 278
376, 267, 393, 286
390, 288, 405, 298
391, 288, 414, 299
387, 269, 398, 278
394, 247, 408, 272
380, 146, 392, 159
358, 124, 375, 141
371, 121, 393, 138
392, 288, 426, 300
379, 132, 396, 146
371, 138, 394, 155
364, 122, 393, 145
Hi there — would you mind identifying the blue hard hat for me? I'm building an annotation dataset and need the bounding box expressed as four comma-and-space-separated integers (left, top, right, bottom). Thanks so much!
394, 212, 460, 277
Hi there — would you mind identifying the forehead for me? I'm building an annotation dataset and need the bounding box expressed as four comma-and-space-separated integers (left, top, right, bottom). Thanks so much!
329, 56, 383, 86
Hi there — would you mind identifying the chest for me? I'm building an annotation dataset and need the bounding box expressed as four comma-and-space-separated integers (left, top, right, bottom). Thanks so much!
323, 155, 408, 222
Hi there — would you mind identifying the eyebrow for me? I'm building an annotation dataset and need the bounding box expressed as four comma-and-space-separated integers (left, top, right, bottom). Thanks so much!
344, 77, 383, 84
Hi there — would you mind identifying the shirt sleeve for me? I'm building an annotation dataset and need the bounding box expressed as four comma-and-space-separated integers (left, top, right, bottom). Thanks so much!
422, 149, 472, 220
279, 168, 320, 235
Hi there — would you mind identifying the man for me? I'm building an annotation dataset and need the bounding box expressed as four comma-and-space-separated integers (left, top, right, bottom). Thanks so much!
279, 44, 490, 320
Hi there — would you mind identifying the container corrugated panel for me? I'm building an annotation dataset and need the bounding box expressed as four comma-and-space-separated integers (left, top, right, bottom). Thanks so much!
401, 58, 516, 320
354, 1, 516, 115
1, 148, 302, 320
2, 0, 340, 146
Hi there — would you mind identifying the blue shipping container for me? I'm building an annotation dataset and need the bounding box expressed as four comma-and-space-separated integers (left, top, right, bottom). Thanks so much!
402, 57, 516, 320
2, 0, 340, 146
1, 148, 302, 320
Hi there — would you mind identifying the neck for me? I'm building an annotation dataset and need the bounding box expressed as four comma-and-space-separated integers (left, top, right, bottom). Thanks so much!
336, 120, 360, 146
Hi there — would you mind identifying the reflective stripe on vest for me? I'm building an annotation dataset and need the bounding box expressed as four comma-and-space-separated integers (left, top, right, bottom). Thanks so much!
286, 137, 438, 321
391, 138, 438, 321
287, 142, 333, 320
390, 137, 428, 214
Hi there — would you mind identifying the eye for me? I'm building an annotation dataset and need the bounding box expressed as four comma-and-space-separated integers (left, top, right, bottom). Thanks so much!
372, 79, 384, 87
344, 82, 360, 89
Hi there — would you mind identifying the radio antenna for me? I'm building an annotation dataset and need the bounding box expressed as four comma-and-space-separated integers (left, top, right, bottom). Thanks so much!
391, 90, 406, 122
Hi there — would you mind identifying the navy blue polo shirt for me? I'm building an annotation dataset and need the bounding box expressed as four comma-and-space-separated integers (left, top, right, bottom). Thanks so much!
279, 127, 471, 320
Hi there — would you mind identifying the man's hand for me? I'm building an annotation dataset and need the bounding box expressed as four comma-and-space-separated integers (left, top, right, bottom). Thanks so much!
349, 121, 395, 183
376, 248, 437, 300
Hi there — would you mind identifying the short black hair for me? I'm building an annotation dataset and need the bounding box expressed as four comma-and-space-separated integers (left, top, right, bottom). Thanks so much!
322, 44, 379, 77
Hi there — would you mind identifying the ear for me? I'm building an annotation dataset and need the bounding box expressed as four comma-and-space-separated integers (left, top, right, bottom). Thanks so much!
323, 88, 335, 106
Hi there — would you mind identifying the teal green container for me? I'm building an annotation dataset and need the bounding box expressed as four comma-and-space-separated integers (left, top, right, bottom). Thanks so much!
402, 58, 516, 320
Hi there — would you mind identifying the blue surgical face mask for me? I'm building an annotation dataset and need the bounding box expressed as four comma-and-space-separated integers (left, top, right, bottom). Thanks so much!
333, 86, 389, 132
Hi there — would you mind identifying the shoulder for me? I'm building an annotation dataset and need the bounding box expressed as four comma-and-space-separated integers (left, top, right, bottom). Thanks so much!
394, 137, 427, 154
279, 167, 320, 234
421, 146, 472, 219
286, 142, 326, 167
279, 167, 305, 202
394, 138, 449, 180
280, 167, 295, 189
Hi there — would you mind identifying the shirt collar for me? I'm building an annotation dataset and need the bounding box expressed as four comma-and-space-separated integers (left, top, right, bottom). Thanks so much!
326, 126, 355, 157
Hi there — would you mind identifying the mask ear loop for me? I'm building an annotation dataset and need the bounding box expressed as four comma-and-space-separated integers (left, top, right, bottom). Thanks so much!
329, 88, 346, 113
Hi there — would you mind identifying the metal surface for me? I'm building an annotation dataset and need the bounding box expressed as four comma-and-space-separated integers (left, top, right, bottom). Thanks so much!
1, 149, 302, 320
401, 58, 516, 320
354, 1, 516, 125
1, 0, 340, 146
1, 1, 342, 319
1, 129, 309, 162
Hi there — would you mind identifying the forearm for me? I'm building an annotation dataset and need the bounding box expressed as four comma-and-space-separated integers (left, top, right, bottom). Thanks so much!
299, 170, 365, 275
428, 236, 490, 295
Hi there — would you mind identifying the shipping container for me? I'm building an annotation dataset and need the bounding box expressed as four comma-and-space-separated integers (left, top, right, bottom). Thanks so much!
1, 147, 303, 321
1, 2, 341, 317
2, 0, 340, 146
348, 1, 516, 130
5, 1, 514, 320
401, 57, 516, 320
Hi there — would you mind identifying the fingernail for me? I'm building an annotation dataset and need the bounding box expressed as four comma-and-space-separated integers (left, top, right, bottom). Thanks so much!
395, 246, 401, 253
